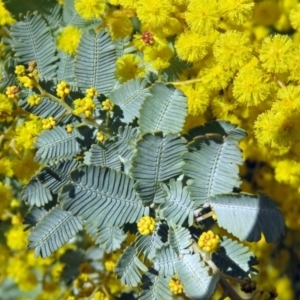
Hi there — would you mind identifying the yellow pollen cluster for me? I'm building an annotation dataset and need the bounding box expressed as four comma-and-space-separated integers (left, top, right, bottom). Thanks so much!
198, 230, 220, 252
102, 99, 114, 111
96, 132, 107, 142
169, 278, 183, 295
104, 260, 116, 272
137, 216, 156, 235
42, 117, 56, 130
6, 86, 19, 98
18, 76, 36, 89
27, 94, 42, 106
56, 81, 70, 98
86, 87, 98, 98
14, 65, 26, 76
73, 97, 96, 118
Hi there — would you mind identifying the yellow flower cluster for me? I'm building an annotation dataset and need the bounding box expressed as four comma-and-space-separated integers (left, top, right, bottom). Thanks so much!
27, 94, 42, 106
102, 99, 114, 111
56, 80, 71, 98
42, 117, 56, 130
73, 97, 96, 117
5, 85, 19, 99
0, 93, 13, 121
168, 278, 183, 295
198, 230, 220, 252
14, 115, 43, 149
96, 131, 107, 142
137, 216, 156, 235
57, 26, 83, 56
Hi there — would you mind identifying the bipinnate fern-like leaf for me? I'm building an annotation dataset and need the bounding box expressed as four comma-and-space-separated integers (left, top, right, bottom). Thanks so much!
109, 78, 150, 123
115, 246, 148, 287
187, 120, 247, 141
84, 141, 121, 171
139, 83, 187, 134
139, 268, 172, 300
28, 206, 83, 258
37, 159, 80, 194
22, 177, 53, 207
116, 126, 140, 173
19, 96, 68, 120
23, 207, 47, 230
56, 51, 77, 87
168, 227, 193, 255
86, 222, 126, 253
134, 222, 168, 261
183, 134, 243, 205
35, 126, 82, 164
130, 132, 187, 204
153, 245, 178, 277
209, 193, 285, 242
74, 29, 116, 95
61, 165, 148, 227
10, 12, 58, 79
160, 179, 195, 226
212, 236, 258, 278
175, 253, 219, 299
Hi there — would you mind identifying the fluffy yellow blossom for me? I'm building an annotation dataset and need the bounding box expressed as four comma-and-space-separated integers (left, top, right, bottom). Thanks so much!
75, 0, 105, 20
179, 84, 209, 116
144, 45, 173, 70
96, 132, 107, 142
17, 271, 38, 292
42, 117, 56, 130
27, 94, 42, 106
107, 16, 133, 40
199, 60, 234, 91
105, 260, 116, 272
211, 95, 240, 126
253, 1, 281, 26
161, 17, 183, 37
233, 67, 270, 106
57, 26, 82, 56
169, 278, 183, 295
6, 85, 19, 99
290, 4, 300, 30
0, 182, 12, 216
254, 108, 300, 148
18, 75, 36, 89
116, 54, 146, 82
56, 80, 71, 98
175, 31, 208, 63
0, 157, 13, 177
0, 1, 15, 25
214, 31, 253, 71
198, 230, 220, 252
15, 65, 26, 76
86, 87, 98, 98
13, 151, 40, 183
136, 0, 173, 29
288, 46, 300, 83
185, 0, 220, 35
102, 99, 114, 111
5, 224, 29, 251
259, 35, 294, 73
133, 31, 168, 51
0, 93, 12, 120
15, 115, 43, 149
137, 216, 156, 235
73, 97, 96, 117
274, 160, 300, 188
219, 0, 254, 25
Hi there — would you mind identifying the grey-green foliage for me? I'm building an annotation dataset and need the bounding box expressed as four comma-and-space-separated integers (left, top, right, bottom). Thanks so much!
8, 8, 285, 299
